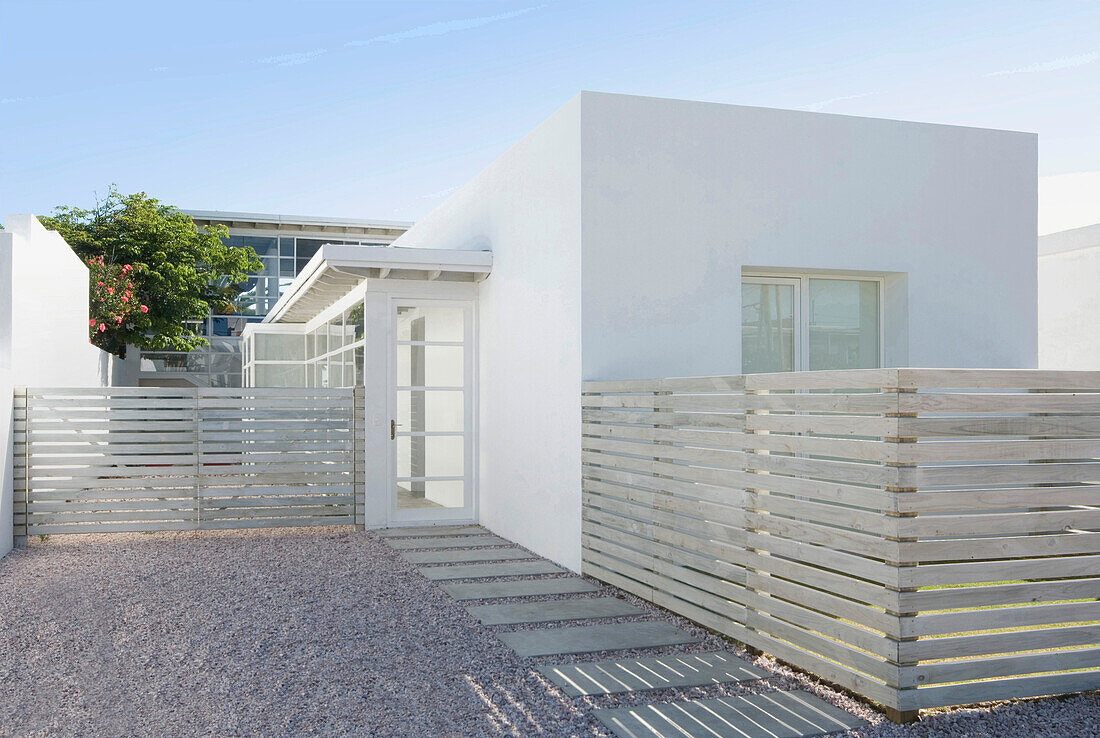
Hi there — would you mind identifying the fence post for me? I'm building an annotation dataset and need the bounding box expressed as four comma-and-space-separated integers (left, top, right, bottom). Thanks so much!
883, 379, 919, 723
194, 387, 201, 533
354, 387, 365, 531
13, 388, 28, 548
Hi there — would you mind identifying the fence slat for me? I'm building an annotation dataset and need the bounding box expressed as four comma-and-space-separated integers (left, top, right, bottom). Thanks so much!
14, 387, 362, 540
581, 369, 1100, 718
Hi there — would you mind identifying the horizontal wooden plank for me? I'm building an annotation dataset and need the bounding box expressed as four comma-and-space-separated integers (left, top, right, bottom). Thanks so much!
910, 669, 1100, 711
583, 376, 746, 394
896, 368, 1100, 391
25, 520, 197, 535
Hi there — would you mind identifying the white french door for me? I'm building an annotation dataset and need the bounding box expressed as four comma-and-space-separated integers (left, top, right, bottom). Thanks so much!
388, 298, 475, 523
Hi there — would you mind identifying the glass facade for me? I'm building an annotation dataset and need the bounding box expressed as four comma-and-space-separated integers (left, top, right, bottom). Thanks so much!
140, 231, 391, 387
243, 301, 365, 388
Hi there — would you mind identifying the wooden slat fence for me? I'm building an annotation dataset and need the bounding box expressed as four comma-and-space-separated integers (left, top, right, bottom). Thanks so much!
14, 386, 364, 543
581, 368, 1100, 720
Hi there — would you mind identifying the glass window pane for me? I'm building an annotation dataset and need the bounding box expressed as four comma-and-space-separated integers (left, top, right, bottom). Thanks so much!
397, 435, 464, 478
742, 282, 795, 373
257, 257, 280, 278
280, 258, 296, 278
350, 303, 364, 342
255, 364, 305, 387
397, 390, 463, 432
396, 478, 464, 509
279, 236, 295, 258
808, 280, 880, 370
328, 316, 344, 352
396, 305, 464, 342
209, 353, 242, 375
255, 333, 304, 361
354, 346, 364, 386
397, 345, 463, 387
227, 235, 278, 258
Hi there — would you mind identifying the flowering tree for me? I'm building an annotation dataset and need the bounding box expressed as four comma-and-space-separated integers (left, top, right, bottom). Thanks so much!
86, 257, 151, 352
40, 187, 262, 357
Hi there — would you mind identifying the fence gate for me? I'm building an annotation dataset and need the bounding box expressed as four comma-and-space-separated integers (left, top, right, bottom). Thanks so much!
13, 387, 364, 545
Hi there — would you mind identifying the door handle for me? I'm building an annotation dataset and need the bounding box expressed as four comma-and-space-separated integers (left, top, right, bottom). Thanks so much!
391, 420, 402, 440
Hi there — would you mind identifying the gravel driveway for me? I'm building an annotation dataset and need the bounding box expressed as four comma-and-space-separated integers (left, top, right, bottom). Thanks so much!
0, 527, 1096, 737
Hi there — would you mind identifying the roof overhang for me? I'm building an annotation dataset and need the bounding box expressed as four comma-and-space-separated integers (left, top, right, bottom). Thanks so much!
182, 209, 413, 239
265, 244, 492, 324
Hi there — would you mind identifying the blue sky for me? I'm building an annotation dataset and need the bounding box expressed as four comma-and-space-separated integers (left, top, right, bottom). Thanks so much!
1, 1, 1098, 231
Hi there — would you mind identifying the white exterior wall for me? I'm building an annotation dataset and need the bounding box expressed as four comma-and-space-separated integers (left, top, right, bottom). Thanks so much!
4, 215, 111, 387
0, 231, 13, 557
389, 92, 1037, 571
1039, 224, 1100, 369
579, 92, 1038, 379
1, 215, 117, 556
391, 99, 583, 570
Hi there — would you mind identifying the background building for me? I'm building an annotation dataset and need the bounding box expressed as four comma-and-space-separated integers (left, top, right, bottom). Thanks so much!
137, 211, 410, 387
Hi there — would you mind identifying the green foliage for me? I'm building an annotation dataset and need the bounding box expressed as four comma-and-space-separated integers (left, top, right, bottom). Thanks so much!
40, 186, 262, 357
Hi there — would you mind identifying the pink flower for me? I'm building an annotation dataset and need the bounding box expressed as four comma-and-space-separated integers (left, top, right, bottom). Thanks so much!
96, 281, 104, 287
98, 324, 107, 332
107, 287, 114, 294
89, 319, 96, 326
122, 295, 129, 302
116, 316, 123, 324
140, 305, 149, 313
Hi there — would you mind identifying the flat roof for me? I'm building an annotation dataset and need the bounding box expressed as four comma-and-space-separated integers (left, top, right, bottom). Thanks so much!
182, 209, 414, 233
265, 244, 492, 324
1039, 223, 1100, 256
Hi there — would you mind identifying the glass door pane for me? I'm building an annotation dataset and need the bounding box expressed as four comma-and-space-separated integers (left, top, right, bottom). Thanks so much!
742, 280, 797, 373
392, 302, 471, 516
807, 279, 880, 370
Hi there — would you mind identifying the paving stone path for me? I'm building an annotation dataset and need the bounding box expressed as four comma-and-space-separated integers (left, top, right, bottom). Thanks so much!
382, 524, 867, 738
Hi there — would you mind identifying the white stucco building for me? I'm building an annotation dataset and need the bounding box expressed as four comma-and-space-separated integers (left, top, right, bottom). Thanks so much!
1039, 223, 1100, 369
244, 92, 1038, 569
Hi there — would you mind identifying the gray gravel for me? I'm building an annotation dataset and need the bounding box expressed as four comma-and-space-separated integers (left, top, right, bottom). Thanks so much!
0, 527, 1096, 737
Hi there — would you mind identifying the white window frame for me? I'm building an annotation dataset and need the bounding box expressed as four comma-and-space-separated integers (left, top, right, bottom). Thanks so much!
743, 272, 885, 372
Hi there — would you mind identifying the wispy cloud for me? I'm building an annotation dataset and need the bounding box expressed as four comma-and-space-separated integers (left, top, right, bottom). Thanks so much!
257, 48, 327, 67
987, 50, 1099, 76
347, 5, 543, 46
805, 92, 874, 113
1, 97, 26, 104
420, 185, 459, 200
150, 66, 168, 73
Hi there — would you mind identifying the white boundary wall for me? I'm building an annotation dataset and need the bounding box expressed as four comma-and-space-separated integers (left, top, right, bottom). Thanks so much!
1, 215, 117, 556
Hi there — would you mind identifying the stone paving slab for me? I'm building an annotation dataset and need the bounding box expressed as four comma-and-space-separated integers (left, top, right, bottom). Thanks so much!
383, 535, 509, 550
593, 690, 866, 738
498, 621, 700, 657
402, 548, 535, 565
468, 597, 644, 625
442, 578, 601, 600
377, 525, 485, 538
538, 651, 767, 696
418, 560, 565, 581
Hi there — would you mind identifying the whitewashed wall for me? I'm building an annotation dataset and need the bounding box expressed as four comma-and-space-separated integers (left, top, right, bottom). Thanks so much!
579, 92, 1038, 380
4, 215, 112, 387
391, 99, 583, 570
0, 230, 14, 557
1039, 223, 1100, 369
1, 215, 117, 556
390, 93, 1037, 571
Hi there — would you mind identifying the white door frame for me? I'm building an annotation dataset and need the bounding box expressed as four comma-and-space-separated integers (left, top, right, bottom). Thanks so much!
385, 295, 478, 525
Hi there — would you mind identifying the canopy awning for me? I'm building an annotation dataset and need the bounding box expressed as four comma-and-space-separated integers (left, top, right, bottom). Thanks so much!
264, 244, 492, 324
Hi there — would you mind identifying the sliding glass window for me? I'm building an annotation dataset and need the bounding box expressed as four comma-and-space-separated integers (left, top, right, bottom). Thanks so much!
742, 274, 881, 372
